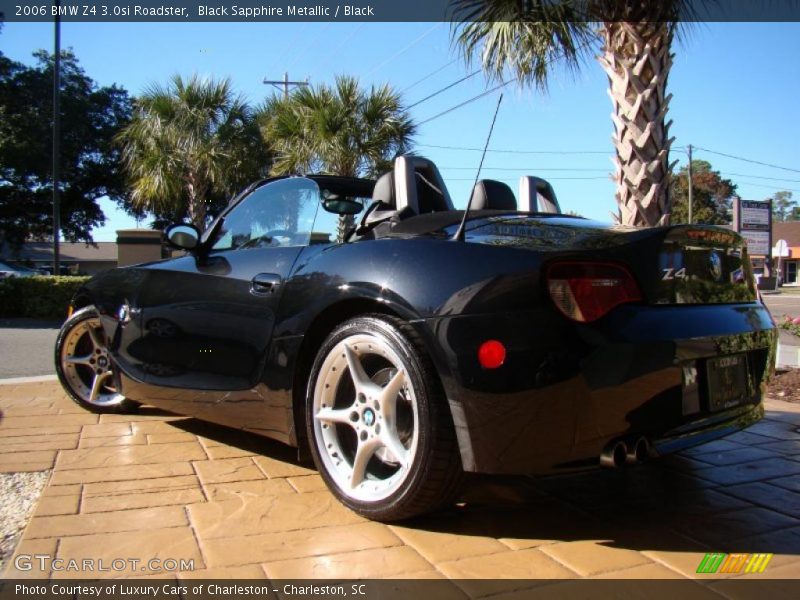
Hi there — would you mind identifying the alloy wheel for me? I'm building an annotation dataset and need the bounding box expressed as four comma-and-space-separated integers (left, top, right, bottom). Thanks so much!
59, 316, 125, 407
312, 333, 419, 503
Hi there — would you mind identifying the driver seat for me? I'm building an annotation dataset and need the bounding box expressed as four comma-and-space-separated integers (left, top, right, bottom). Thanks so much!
364, 171, 413, 226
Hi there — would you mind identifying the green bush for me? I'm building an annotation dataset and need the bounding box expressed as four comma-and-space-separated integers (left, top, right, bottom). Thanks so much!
0, 276, 91, 319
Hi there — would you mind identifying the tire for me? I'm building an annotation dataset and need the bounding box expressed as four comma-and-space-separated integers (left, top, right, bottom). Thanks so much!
55, 305, 137, 413
306, 314, 463, 521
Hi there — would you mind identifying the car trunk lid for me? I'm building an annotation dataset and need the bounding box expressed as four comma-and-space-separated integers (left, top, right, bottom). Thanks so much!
459, 215, 758, 305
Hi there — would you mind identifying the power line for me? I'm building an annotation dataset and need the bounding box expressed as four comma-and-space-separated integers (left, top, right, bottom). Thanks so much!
418, 78, 514, 126
312, 23, 366, 75
364, 23, 442, 78
732, 179, 800, 193
418, 143, 608, 155
693, 146, 800, 174
401, 59, 458, 94
415, 39, 594, 127
720, 171, 800, 184
286, 22, 332, 70
407, 69, 482, 110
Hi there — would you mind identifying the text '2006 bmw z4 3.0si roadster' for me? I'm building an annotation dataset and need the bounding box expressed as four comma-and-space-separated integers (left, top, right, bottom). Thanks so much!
55, 156, 777, 521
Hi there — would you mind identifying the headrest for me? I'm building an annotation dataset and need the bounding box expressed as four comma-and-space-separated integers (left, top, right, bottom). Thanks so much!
372, 171, 395, 208
469, 179, 517, 211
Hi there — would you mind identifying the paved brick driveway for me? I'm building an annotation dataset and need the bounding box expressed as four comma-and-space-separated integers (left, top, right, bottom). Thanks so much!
1, 380, 799, 587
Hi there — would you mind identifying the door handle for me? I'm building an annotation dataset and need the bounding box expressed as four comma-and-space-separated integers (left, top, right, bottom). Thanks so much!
251, 273, 282, 295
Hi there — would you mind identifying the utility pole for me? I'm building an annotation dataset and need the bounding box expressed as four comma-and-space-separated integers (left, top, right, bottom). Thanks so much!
262, 72, 309, 99
687, 144, 693, 225
52, 0, 61, 275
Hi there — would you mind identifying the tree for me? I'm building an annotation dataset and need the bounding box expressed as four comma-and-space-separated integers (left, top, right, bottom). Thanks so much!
259, 76, 415, 240
117, 75, 269, 230
0, 49, 132, 250
259, 76, 414, 177
669, 160, 736, 225
452, 1, 692, 227
771, 190, 797, 222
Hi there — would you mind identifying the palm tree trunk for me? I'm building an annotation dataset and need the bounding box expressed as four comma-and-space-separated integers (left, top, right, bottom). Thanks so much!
186, 180, 207, 229
336, 214, 355, 243
598, 21, 677, 227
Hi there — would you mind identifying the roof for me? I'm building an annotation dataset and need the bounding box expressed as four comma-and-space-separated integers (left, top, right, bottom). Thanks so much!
773, 221, 800, 248
1, 242, 118, 262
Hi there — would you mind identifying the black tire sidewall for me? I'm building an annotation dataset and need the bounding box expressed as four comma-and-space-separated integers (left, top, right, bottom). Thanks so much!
305, 315, 441, 520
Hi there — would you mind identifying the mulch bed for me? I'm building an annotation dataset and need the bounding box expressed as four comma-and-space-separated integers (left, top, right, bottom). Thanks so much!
769, 368, 800, 403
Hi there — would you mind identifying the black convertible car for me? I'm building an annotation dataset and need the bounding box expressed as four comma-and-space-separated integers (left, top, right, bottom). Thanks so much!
55, 156, 776, 520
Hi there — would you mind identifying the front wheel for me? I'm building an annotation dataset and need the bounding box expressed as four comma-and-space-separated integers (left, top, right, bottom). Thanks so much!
55, 306, 137, 413
306, 315, 462, 521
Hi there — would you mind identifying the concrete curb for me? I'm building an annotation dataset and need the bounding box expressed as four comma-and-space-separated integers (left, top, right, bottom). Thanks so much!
0, 374, 58, 385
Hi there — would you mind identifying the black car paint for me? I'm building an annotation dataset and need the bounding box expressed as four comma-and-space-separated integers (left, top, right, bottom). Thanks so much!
75, 201, 776, 474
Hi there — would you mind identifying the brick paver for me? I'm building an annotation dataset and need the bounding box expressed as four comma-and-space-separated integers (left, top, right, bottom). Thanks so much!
1, 380, 799, 581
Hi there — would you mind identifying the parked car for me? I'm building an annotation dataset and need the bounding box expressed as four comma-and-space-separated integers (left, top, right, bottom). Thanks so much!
0, 260, 40, 279
54, 156, 776, 521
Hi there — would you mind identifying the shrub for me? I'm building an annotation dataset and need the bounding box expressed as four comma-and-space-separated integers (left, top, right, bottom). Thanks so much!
780, 315, 800, 338
0, 276, 91, 319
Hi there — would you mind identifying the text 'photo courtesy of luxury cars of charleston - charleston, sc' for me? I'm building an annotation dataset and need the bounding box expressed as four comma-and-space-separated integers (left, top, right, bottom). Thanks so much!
13, 584, 366, 597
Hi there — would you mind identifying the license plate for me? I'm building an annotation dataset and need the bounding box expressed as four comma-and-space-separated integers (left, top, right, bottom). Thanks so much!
706, 354, 749, 411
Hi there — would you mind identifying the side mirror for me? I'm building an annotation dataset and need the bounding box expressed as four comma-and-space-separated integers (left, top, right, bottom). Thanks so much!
165, 223, 200, 250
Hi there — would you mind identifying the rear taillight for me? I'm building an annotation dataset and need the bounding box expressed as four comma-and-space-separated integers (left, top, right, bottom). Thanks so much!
546, 262, 642, 323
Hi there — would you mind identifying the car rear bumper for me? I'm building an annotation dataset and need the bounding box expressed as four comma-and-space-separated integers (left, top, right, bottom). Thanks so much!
419, 302, 776, 474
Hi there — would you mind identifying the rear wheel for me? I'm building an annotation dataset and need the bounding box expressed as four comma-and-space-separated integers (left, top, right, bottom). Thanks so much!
306, 315, 462, 521
55, 306, 137, 413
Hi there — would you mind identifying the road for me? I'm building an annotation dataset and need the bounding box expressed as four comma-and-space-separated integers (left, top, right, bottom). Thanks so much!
0, 292, 798, 379
762, 292, 800, 323
0, 319, 62, 379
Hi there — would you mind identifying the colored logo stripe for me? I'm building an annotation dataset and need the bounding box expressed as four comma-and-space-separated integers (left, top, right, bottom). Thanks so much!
745, 553, 773, 573
697, 553, 727, 574
696, 553, 773, 574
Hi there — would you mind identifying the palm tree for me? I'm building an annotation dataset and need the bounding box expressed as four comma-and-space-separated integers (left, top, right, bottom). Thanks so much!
452, 1, 689, 227
118, 75, 269, 229
258, 75, 415, 239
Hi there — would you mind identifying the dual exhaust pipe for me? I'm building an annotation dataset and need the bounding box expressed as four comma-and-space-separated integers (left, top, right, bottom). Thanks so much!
600, 436, 650, 469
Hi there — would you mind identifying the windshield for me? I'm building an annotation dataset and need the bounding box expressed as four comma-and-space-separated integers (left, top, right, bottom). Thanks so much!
211, 178, 322, 250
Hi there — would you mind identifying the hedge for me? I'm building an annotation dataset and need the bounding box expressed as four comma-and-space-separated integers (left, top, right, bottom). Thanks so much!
0, 276, 91, 319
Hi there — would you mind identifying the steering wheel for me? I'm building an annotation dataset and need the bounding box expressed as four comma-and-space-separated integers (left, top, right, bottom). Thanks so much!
355, 201, 386, 236
240, 230, 294, 249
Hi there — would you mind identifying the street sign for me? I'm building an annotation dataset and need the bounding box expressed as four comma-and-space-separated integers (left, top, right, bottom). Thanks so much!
774, 239, 790, 257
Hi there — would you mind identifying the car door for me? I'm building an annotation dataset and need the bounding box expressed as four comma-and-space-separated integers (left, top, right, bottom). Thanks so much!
129, 177, 325, 428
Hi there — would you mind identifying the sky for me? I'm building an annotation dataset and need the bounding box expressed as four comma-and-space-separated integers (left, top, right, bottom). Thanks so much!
2, 20, 799, 241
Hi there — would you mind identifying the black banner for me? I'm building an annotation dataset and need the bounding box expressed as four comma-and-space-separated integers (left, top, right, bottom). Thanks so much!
3, 580, 800, 600
1, 0, 800, 23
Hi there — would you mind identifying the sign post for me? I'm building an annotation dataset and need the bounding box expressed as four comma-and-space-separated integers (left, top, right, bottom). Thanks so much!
775, 239, 789, 285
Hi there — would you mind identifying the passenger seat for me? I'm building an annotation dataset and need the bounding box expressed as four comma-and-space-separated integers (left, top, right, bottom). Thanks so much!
469, 179, 518, 211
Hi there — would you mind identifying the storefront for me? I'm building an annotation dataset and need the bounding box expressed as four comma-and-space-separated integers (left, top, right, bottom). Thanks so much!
773, 221, 800, 286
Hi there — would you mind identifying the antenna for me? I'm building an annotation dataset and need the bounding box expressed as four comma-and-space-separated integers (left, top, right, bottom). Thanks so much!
452, 93, 504, 242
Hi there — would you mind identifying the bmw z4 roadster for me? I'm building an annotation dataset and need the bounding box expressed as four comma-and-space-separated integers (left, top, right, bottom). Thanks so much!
55, 156, 777, 520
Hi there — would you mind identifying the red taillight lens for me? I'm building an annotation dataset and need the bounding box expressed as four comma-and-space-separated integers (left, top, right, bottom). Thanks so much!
546, 262, 642, 323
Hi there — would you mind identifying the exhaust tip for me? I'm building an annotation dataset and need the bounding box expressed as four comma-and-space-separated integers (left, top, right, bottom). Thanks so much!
600, 440, 628, 469
626, 437, 649, 465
